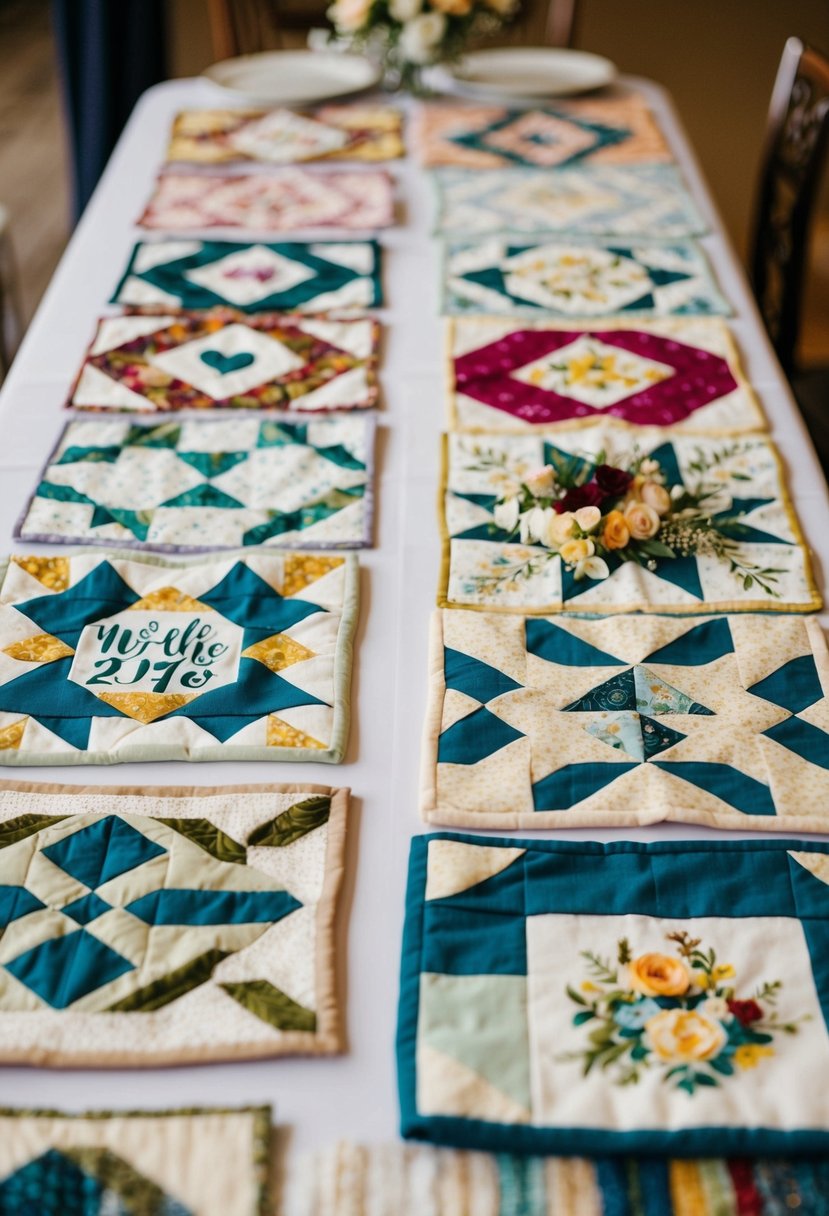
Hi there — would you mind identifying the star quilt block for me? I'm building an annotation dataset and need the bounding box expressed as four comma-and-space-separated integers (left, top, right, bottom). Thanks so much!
290, 1141, 829, 1216
112, 239, 383, 313
422, 611, 829, 831
434, 166, 706, 237
448, 318, 764, 434
138, 169, 395, 233
0, 549, 357, 763
0, 1106, 271, 1214
415, 95, 671, 169
66, 313, 379, 414
443, 235, 730, 318
0, 779, 347, 1062
439, 428, 819, 614
398, 834, 829, 1156
17, 415, 375, 552
167, 104, 404, 164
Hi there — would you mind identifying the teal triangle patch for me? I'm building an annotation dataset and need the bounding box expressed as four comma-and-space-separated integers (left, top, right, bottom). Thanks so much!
161, 484, 246, 510
176, 450, 249, 479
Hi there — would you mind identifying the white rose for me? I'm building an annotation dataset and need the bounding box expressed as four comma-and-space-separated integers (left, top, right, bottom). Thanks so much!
493, 497, 520, 534
574, 505, 601, 533
547, 511, 576, 547
389, 0, 422, 21
524, 464, 556, 498
701, 997, 731, 1021
327, 0, 371, 30
398, 11, 447, 62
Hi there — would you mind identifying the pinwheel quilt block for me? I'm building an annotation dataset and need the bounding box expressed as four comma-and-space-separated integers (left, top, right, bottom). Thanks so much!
0, 550, 357, 764
448, 317, 764, 434
16, 415, 374, 552
398, 834, 829, 1156
423, 611, 829, 831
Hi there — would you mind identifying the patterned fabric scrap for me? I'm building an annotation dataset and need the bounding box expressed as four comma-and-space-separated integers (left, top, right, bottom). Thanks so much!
138, 169, 395, 233
443, 235, 729, 318
398, 834, 829, 1156
0, 1105, 271, 1214
17, 415, 374, 552
415, 94, 671, 169
440, 428, 819, 614
66, 313, 378, 414
167, 104, 404, 164
285, 1140, 829, 1216
112, 239, 383, 314
448, 317, 765, 434
423, 611, 829, 831
0, 549, 357, 764
434, 166, 705, 237
0, 780, 346, 1063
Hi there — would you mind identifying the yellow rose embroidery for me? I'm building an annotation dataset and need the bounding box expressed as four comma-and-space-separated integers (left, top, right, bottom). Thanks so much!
628, 953, 691, 997
734, 1045, 775, 1070
645, 1009, 726, 1064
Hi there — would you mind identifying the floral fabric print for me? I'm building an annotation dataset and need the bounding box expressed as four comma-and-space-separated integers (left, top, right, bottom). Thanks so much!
138, 169, 395, 233
67, 313, 378, 414
434, 166, 705, 237
448, 317, 764, 434
398, 834, 829, 1156
16, 415, 374, 552
415, 95, 671, 169
112, 239, 382, 314
0, 549, 357, 764
167, 104, 404, 164
443, 236, 729, 318
423, 611, 829, 831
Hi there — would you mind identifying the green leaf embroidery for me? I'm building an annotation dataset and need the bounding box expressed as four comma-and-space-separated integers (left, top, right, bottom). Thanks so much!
158, 817, 247, 864
0, 814, 68, 850
247, 796, 330, 848
220, 979, 317, 1032
105, 948, 231, 1012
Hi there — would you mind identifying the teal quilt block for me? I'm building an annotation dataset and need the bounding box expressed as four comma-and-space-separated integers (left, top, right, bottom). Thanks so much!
398, 834, 829, 1156
0, 550, 357, 764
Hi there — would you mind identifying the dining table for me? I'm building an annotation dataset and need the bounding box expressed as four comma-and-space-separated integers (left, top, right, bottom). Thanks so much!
0, 71, 826, 1159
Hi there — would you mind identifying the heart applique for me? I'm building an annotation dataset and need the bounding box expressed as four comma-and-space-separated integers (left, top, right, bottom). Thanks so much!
200, 349, 256, 375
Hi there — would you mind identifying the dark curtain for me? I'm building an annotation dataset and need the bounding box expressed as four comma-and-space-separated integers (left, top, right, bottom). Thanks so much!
52, 0, 168, 221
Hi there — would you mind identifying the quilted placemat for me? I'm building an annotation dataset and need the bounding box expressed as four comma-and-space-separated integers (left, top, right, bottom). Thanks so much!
415, 95, 671, 169
167, 104, 404, 164
286, 1140, 829, 1216
138, 169, 395, 232
0, 1106, 271, 1213
422, 611, 829, 831
112, 239, 382, 313
448, 317, 765, 434
0, 779, 347, 1063
443, 235, 729, 318
66, 313, 379, 414
434, 166, 705, 237
16, 415, 374, 552
0, 549, 357, 764
439, 427, 819, 614
399, 833, 829, 1156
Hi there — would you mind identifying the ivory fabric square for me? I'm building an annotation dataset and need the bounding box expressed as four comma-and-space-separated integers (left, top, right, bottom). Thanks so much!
422, 611, 829, 831
434, 166, 705, 237
17, 415, 374, 552
443, 236, 730, 318
67, 313, 378, 414
286, 1141, 829, 1216
167, 104, 404, 164
439, 428, 819, 614
0, 779, 346, 1063
112, 239, 383, 313
0, 549, 357, 764
138, 169, 395, 233
398, 833, 829, 1156
415, 95, 671, 169
0, 1106, 271, 1214
448, 318, 765, 434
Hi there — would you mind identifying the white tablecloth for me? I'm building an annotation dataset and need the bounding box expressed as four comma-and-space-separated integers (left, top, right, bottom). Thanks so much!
0, 76, 825, 1152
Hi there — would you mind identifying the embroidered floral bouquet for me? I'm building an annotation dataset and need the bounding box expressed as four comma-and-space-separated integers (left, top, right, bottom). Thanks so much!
563, 931, 807, 1095
326, 0, 516, 90
490, 445, 786, 596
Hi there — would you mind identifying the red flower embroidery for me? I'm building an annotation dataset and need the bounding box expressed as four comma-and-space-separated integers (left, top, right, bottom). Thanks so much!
727, 999, 763, 1025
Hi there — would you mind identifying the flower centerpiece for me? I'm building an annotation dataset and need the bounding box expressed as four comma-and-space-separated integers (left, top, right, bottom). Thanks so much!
326, 0, 517, 93
488, 445, 787, 596
561, 931, 808, 1094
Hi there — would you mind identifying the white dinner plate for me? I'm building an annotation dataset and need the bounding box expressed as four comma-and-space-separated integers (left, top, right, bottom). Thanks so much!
432, 47, 618, 101
203, 50, 381, 106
